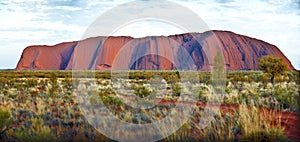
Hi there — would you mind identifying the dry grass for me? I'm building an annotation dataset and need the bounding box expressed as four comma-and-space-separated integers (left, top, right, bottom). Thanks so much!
0, 70, 298, 141
161, 104, 287, 142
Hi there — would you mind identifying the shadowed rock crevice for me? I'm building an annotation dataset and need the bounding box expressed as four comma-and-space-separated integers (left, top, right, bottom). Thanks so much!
60, 42, 78, 70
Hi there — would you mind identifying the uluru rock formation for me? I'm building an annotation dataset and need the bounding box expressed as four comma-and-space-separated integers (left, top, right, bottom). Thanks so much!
16, 30, 295, 70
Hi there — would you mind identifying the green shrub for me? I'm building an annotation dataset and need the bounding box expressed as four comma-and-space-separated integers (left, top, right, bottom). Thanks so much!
2, 90, 8, 96
8, 93, 17, 99
100, 95, 122, 107
132, 85, 152, 98
0, 108, 11, 128
225, 87, 232, 94
198, 86, 209, 102
98, 87, 115, 97
26, 78, 38, 88
172, 83, 181, 97
273, 86, 298, 111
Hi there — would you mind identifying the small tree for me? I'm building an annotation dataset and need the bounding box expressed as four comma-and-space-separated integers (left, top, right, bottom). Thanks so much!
258, 55, 287, 84
49, 72, 59, 97
212, 51, 226, 93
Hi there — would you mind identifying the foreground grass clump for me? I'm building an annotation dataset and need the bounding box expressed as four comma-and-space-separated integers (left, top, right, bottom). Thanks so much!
162, 104, 288, 142
0, 107, 12, 141
0, 108, 11, 128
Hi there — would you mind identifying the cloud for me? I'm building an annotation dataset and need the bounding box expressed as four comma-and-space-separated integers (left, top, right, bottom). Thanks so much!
0, 0, 299, 69
175, 0, 300, 69
2, 0, 46, 3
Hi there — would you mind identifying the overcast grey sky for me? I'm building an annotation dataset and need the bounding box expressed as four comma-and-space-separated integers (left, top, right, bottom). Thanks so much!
0, 0, 299, 69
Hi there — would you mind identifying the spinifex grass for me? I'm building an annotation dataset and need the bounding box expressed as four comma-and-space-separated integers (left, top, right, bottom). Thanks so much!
160, 104, 287, 142
0, 70, 298, 141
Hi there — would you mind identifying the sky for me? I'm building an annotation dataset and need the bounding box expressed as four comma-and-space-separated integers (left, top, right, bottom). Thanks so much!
0, 0, 299, 69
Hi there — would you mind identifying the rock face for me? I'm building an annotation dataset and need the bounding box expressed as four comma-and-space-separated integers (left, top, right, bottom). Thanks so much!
16, 30, 295, 70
